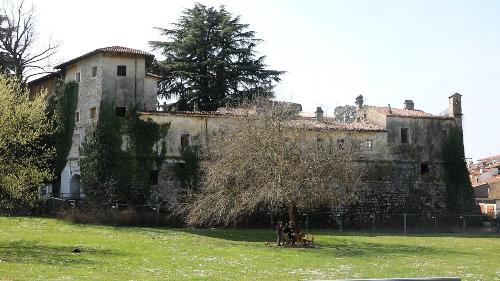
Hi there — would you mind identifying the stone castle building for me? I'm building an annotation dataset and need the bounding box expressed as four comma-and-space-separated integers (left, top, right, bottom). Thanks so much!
29, 46, 464, 213
29, 46, 160, 197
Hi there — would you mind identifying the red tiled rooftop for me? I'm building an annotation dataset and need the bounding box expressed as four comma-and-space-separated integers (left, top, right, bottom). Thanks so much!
477, 154, 500, 162
287, 118, 387, 132
55, 46, 154, 69
369, 106, 453, 120
142, 108, 387, 132
473, 175, 500, 187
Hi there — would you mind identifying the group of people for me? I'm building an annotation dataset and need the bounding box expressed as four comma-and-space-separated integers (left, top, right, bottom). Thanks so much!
275, 221, 298, 246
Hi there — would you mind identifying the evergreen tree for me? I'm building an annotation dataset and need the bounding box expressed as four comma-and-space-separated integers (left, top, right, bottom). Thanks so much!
150, 3, 283, 111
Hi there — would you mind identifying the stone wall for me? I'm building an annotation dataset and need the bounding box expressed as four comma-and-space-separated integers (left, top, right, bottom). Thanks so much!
385, 116, 457, 162
351, 160, 447, 213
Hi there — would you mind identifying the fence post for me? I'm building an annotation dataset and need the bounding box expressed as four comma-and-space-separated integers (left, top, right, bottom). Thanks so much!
305, 212, 309, 232
371, 214, 375, 231
497, 216, 499, 233
433, 214, 437, 233
338, 213, 343, 232
403, 213, 407, 234
155, 204, 160, 227
462, 215, 466, 233
70, 200, 75, 219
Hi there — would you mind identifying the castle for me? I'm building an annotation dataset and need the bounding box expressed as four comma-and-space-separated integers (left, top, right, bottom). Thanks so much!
29, 46, 463, 213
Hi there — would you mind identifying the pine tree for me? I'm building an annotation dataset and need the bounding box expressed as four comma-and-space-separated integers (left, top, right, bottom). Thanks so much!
150, 3, 283, 111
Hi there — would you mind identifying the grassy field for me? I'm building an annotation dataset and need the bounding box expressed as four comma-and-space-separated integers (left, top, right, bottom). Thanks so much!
0, 217, 498, 281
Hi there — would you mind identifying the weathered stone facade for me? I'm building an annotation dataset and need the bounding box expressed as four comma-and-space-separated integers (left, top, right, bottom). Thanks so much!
30, 46, 159, 198
144, 94, 463, 213
28, 46, 465, 214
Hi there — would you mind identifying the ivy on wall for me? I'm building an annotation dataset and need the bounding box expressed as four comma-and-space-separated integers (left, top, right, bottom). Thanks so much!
174, 145, 200, 193
441, 126, 478, 214
45, 79, 78, 193
79, 101, 168, 204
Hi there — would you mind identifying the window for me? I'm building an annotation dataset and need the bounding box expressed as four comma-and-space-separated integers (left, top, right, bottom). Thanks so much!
89, 107, 97, 119
117, 65, 126, 76
401, 128, 409, 144
180, 134, 190, 147
75, 72, 81, 83
115, 107, 126, 117
91, 66, 97, 78
337, 138, 345, 149
150, 170, 159, 185
420, 163, 430, 175
365, 140, 373, 151
75, 112, 80, 123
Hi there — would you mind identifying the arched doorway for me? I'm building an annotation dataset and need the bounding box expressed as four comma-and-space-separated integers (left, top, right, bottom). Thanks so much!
69, 174, 81, 197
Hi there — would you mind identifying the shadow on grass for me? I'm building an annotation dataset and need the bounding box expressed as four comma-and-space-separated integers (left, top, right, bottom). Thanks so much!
313, 230, 500, 239
0, 240, 120, 265
130, 227, 271, 242
312, 239, 467, 258
137, 228, 477, 258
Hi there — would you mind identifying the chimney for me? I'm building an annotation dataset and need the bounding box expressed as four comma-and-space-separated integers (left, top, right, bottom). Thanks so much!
355, 95, 364, 109
448, 93, 462, 117
315, 107, 324, 122
388, 104, 392, 114
193, 101, 199, 112
404, 100, 414, 110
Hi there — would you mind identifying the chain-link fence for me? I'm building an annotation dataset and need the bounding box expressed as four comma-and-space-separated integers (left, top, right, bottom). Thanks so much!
17, 198, 500, 234
248, 210, 500, 234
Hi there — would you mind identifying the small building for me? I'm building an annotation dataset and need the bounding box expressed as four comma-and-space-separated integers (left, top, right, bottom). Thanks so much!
469, 154, 500, 186
474, 177, 500, 217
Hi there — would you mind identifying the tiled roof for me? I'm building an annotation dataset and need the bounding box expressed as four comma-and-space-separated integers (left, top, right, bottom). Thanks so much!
369, 106, 453, 120
27, 71, 60, 85
477, 154, 500, 162
287, 118, 387, 132
96, 46, 153, 56
141, 107, 256, 117
473, 175, 500, 187
55, 46, 154, 69
141, 108, 387, 132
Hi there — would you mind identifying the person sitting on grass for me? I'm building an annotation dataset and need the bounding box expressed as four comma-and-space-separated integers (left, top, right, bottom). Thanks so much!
283, 221, 295, 245
276, 221, 284, 246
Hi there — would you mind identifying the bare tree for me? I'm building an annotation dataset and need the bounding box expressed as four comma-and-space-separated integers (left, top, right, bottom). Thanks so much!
185, 101, 362, 233
0, 0, 58, 84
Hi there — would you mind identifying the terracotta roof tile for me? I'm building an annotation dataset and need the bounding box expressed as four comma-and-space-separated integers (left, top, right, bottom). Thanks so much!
96, 46, 153, 56
369, 106, 453, 120
55, 46, 154, 69
473, 175, 500, 187
287, 118, 387, 132
141, 108, 387, 132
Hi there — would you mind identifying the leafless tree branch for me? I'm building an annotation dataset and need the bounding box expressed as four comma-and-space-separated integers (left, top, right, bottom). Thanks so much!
185, 100, 363, 230
0, 0, 59, 85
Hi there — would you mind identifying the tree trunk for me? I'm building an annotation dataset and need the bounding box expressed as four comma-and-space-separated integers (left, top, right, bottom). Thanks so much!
287, 203, 301, 237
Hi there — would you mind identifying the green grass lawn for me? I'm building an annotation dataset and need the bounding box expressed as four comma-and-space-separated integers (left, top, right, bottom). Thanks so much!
0, 217, 498, 281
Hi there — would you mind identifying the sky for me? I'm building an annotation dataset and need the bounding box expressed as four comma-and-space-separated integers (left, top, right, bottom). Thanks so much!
27, 0, 500, 161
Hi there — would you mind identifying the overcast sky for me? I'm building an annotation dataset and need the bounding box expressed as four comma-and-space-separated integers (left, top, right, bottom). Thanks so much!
30, 0, 499, 161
